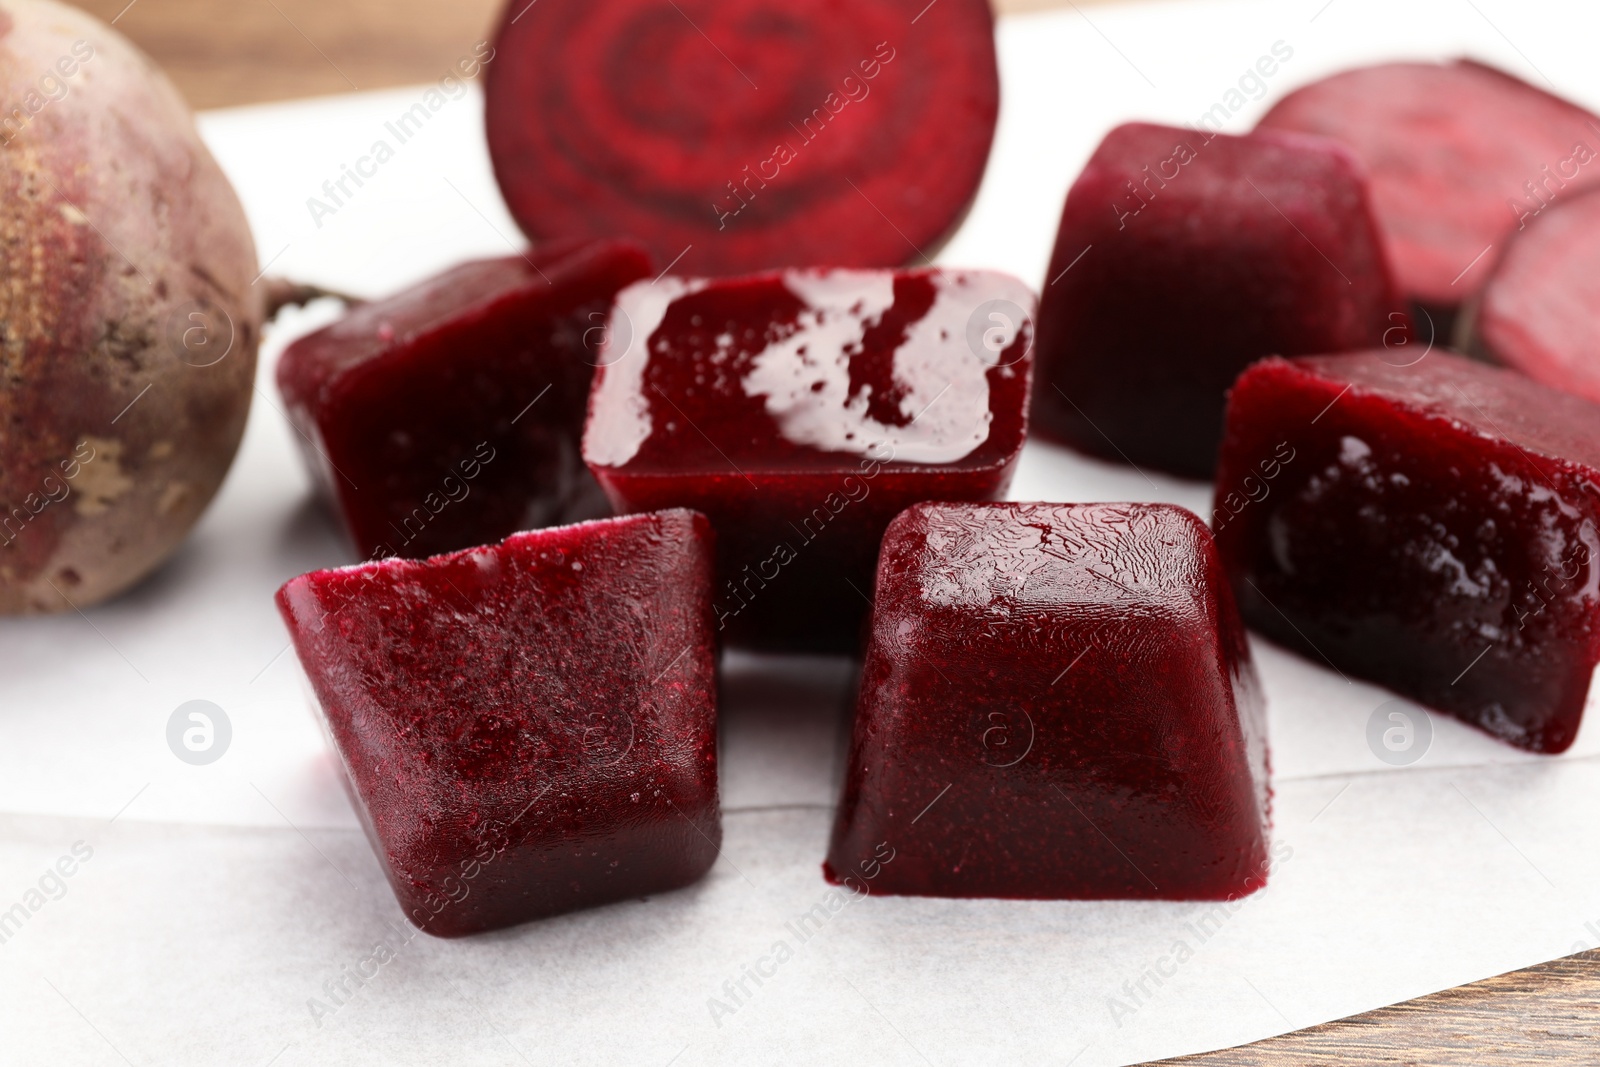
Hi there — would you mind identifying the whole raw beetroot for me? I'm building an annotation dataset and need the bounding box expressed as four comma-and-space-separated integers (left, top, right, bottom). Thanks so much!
0, 0, 259, 613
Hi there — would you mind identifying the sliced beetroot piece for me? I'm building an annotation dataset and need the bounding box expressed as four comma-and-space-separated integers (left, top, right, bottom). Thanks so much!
1467, 186, 1600, 403
1032, 122, 1403, 479
1257, 59, 1600, 336
276, 510, 720, 936
483, 0, 998, 277
824, 502, 1271, 900
276, 240, 652, 560
583, 267, 1035, 652
1214, 352, 1600, 754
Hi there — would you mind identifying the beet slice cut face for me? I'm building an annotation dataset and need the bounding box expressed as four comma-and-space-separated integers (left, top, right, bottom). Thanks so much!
277, 510, 721, 936
1469, 186, 1600, 404
1257, 59, 1600, 338
583, 267, 1035, 652
484, 0, 999, 276
1214, 352, 1600, 754
1032, 122, 1403, 479
825, 502, 1271, 900
277, 240, 651, 561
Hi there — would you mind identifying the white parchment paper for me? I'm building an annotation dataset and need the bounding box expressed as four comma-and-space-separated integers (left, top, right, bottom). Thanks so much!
4, 1, 1600, 1063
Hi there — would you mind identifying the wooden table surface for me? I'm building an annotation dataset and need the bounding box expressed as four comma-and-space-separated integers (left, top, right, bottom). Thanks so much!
58, 0, 1600, 1062
69, 0, 1081, 109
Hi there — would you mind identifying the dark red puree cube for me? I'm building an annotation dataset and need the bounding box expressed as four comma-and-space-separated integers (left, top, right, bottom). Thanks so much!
1214, 352, 1600, 754
1033, 122, 1403, 479
276, 510, 720, 936
277, 240, 652, 561
583, 268, 1035, 652
825, 502, 1271, 900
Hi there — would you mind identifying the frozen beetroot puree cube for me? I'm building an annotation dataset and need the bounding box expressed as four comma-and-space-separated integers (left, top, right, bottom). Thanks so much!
1214, 352, 1600, 754
276, 510, 720, 936
583, 268, 1035, 652
1258, 60, 1600, 336
277, 240, 652, 561
1032, 122, 1403, 479
1468, 187, 1600, 404
825, 502, 1271, 900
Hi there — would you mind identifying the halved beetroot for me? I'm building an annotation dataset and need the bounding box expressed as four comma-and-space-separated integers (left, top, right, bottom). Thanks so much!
484, 0, 999, 276
1257, 60, 1600, 336
1468, 186, 1600, 404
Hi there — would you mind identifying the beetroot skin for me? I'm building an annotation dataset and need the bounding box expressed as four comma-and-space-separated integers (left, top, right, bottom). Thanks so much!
1215, 352, 1600, 754
0, 0, 260, 613
1032, 122, 1403, 479
276, 510, 721, 936
484, 0, 998, 276
1468, 186, 1600, 404
583, 267, 1035, 652
1257, 60, 1600, 335
276, 241, 651, 560
825, 502, 1271, 900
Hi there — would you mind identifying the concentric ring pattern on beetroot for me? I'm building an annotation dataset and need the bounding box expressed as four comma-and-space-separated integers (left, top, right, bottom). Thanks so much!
276, 510, 720, 936
484, 0, 999, 276
1256, 60, 1600, 335
1468, 186, 1600, 404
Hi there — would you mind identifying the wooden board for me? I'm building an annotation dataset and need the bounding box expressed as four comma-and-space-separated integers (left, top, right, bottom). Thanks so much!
1152, 948, 1600, 1065
69, 0, 1080, 108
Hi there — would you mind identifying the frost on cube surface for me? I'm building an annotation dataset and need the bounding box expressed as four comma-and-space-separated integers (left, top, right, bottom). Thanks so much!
276, 240, 652, 561
582, 267, 1035, 652
825, 501, 1270, 900
275, 510, 720, 936
1214, 352, 1600, 754
1032, 122, 1402, 479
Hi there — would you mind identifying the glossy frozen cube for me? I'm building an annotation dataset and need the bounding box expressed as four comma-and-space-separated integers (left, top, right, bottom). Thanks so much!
277, 240, 652, 560
276, 510, 720, 936
583, 268, 1035, 651
1215, 351, 1600, 753
825, 501, 1271, 900
1032, 122, 1404, 478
